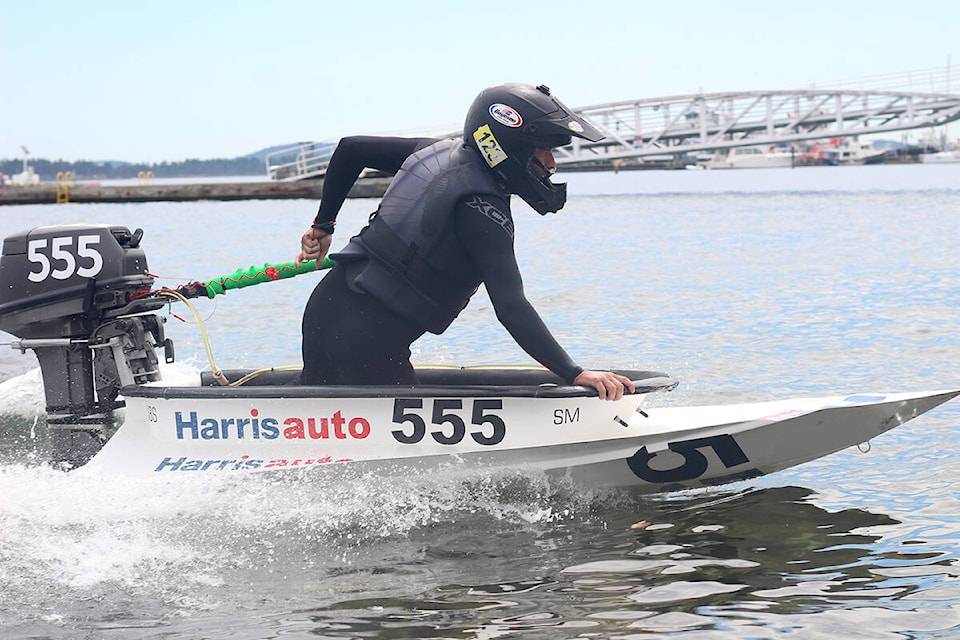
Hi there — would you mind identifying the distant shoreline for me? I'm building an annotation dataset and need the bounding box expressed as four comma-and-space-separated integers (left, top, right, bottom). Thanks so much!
0, 178, 390, 206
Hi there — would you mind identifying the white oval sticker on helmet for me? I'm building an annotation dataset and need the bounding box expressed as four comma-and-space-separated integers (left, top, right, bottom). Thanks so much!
489, 104, 523, 128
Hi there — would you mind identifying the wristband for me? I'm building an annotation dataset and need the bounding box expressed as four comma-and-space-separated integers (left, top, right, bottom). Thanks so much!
312, 220, 336, 234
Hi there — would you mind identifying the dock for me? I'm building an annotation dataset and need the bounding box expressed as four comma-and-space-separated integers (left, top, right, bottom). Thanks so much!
0, 178, 390, 206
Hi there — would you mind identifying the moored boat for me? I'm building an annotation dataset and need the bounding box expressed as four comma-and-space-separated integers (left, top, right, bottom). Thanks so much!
702, 145, 796, 169
8, 166, 40, 186
8, 147, 40, 186
818, 137, 888, 165
921, 149, 960, 163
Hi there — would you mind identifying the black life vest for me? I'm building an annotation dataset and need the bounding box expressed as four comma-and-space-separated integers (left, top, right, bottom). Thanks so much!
332, 138, 506, 333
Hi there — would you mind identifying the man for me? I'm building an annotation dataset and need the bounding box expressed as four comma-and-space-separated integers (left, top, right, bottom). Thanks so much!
297, 83, 634, 400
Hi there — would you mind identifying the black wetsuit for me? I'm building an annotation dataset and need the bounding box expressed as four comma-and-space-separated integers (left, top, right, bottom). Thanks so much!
301, 136, 583, 386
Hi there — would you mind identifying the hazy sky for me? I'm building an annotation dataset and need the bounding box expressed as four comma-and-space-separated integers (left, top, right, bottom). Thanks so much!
1, 0, 957, 163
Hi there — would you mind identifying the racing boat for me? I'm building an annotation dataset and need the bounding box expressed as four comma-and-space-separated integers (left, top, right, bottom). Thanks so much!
1, 224, 957, 491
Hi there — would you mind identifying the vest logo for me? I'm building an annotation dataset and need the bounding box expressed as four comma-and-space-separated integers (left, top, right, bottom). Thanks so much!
489, 103, 523, 128
465, 196, 514, 238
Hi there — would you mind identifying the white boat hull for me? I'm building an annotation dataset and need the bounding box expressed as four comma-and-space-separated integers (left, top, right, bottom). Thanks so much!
560, 389, 958, 489
83, 381, 959, 492
922, 150, 960, 163
703, 146, 796, 169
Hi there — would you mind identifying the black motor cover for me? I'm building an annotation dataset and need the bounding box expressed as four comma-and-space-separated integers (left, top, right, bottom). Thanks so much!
0, 224, 161, 339
0, 224, 168, 469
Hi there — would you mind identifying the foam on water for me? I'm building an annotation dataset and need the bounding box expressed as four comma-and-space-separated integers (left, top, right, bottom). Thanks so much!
0, 367, 44, 417
0, 360, 201, 418
0, 438, 604, 619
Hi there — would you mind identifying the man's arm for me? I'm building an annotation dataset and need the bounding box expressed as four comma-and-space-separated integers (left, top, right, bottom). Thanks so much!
455, 196, 577, 378
298, 136, 435, 265
456, 196, 635, 400
312, 136, 435, 230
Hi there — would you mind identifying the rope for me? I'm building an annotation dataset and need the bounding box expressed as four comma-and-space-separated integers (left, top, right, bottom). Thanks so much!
156, 291, 306, 388
156, 290, 230, 386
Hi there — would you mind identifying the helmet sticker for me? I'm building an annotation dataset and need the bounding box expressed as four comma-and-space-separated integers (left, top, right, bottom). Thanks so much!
473, 124, 509, 168
568, 120, 585, 133
489, 103, 523, 128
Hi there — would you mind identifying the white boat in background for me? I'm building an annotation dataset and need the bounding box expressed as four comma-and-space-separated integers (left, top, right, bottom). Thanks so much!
702, 146, 796, 169
921, 149, 960, 163
8, 166, 39, 186
8, 146, 40, 186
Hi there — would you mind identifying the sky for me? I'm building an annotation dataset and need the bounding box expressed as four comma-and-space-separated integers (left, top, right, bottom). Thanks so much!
1, 0, 957, 164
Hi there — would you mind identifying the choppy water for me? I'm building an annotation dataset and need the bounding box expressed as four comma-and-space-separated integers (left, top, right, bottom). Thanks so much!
2, 163, 960, 639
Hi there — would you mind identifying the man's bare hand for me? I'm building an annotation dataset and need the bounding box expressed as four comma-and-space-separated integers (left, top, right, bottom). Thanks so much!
296, 228, 332, 268
573, 370, 636, 401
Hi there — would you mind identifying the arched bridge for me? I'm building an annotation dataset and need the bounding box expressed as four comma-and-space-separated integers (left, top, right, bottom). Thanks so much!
267, 66, 960, 179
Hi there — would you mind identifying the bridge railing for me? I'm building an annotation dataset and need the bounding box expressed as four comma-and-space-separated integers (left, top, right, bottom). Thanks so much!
265, 142, 337, 181
266, 124, 458, 181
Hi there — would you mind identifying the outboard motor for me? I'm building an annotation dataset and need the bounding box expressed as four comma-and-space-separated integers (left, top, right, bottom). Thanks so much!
0, 224, 172, 469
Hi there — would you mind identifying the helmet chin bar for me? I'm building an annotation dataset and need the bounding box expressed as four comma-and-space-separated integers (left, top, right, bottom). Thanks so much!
507, 156, 568, 215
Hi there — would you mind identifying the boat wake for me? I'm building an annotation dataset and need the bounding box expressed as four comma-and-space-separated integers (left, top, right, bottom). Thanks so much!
2, 363, 612, 609
0, 425, 622, 613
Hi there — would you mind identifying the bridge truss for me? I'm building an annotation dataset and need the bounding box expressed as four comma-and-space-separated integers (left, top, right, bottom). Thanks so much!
267, 66, 960, 179
562, 66, 960, 169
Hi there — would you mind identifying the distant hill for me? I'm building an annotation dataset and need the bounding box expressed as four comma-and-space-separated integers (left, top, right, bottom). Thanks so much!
0, 141, 343, 181
0, 156, 267, 181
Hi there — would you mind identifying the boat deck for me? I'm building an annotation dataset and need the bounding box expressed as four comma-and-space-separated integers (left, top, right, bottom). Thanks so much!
123, 367, 679, 399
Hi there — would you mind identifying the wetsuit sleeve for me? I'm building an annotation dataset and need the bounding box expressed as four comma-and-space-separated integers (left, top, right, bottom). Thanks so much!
313, 136, 437, 229
455, 195, 584, 384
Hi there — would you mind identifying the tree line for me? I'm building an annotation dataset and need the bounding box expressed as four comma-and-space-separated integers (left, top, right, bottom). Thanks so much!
0, 156, 266, 181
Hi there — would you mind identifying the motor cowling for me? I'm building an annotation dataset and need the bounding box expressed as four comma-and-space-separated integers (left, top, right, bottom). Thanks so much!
0, 224, 171, 469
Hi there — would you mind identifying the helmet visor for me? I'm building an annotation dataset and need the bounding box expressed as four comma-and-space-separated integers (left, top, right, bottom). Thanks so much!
539, 93, 605, 143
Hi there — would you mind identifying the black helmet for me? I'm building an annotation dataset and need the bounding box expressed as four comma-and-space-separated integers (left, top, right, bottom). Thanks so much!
463, 83, 604, 215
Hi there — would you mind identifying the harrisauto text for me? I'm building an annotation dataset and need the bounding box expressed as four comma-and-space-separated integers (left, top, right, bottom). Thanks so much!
174, 409, 371, 440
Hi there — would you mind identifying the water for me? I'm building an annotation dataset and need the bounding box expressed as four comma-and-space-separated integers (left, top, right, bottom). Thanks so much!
2, 163, 960, 638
